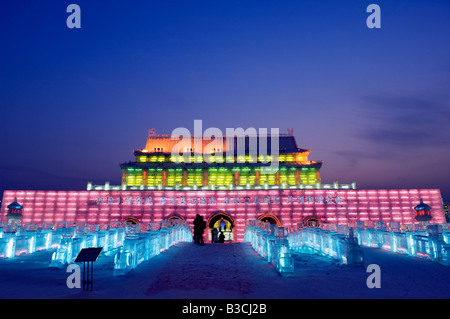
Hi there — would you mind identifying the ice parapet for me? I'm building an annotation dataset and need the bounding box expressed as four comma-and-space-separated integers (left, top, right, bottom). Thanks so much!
288, 224, 364, 267
114, 219, 192, 276
0, 223, 54, 258
0, 219, 191, 272
49, 223, 125, 268
355, 222, 450, 265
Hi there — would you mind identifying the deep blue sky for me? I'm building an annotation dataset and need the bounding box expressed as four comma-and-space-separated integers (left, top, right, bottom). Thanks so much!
1, 0, 450, 203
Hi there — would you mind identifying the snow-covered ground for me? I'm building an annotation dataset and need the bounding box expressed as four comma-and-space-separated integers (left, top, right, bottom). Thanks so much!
0, 242, 449, 299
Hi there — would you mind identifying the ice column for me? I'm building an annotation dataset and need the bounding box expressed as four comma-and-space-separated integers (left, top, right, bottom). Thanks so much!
245, 220, 294, 276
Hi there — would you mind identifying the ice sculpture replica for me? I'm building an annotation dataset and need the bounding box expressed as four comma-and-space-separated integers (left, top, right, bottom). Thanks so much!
113, 219, 192, 276
245, 220, 294, 276
288, 223, 364, 266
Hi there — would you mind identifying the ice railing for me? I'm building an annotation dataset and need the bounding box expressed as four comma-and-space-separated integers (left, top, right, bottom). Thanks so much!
354, 221, 450, 265
49, 222, 128, 268
0, 221, 127, 261
0, 220, 192, 269
287, 223, 365, 266
0, 222, 57, 258
244, 220, 294, 277
113, 219, 192, 276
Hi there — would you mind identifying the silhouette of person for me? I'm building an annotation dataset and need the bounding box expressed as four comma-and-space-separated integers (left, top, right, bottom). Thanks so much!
211, 227, 218, 243
193, 214, 206, 245
219, 231, 225, 243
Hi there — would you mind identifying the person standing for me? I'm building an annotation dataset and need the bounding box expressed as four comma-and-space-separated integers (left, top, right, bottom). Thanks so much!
193, 214, 206, 245
218, 231, 225, 243
211, 227, 218, 243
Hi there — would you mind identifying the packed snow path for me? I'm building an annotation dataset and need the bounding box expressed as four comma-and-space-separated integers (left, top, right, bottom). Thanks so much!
1, 242, 450, 298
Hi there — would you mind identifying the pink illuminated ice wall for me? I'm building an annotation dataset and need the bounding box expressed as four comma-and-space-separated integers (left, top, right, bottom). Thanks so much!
1, 189, 446, 242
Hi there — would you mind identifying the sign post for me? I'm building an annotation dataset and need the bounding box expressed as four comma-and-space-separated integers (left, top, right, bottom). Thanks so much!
75, 247, 103, 291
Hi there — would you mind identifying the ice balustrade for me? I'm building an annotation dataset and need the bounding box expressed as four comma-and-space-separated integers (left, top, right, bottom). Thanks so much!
49, 222, 130, 268
354, 221, 450, 265
1, 219, 191, 269
288, 223, 364, 266
0, 221, 127, 259
244, 220, 294, 276
113, 219, 192, 276
0, 222, 55, 258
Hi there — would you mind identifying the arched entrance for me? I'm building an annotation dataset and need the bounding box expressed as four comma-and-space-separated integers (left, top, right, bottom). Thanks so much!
165, 212, 185, 227
124, 216, 139, 224
207, 211, 235, 243
303, 216, 321, 228
165, 212, 185, 221
257, 213, 281, 226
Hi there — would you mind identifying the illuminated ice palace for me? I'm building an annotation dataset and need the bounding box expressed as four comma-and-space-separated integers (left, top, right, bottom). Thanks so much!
1, 129, 446, 244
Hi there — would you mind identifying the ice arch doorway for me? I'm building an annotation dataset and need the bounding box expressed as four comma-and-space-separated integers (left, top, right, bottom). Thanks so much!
165, 212, 185, 221
302, 216, 322, 228
257, 213, 281, 226
207, 212, 235, 243
124, 216, 139, 224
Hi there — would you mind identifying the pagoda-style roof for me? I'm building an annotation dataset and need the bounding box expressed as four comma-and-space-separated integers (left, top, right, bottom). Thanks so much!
414, 199, 433, 222
7, 199, 23, 210
139, 132, 309, 156
414, 199, 432, 211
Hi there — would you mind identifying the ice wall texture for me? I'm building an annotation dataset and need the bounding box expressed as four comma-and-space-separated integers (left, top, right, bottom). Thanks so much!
1, 189, 446, 242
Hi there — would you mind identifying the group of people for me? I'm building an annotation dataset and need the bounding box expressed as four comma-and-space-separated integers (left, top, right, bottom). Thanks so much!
193, 214, 226, 245
210, 227, 225, 243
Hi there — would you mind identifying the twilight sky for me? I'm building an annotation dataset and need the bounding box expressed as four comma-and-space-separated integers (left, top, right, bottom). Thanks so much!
1, 0, 450, 202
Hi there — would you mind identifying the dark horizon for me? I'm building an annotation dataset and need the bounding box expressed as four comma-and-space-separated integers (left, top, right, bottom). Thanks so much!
1, 1, 450, 205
